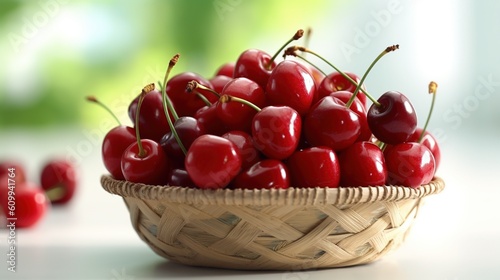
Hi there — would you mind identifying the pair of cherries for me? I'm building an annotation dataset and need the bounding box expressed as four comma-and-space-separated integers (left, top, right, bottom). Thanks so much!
98, 29, 440, 190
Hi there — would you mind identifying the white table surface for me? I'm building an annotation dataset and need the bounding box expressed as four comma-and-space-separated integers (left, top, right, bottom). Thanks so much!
1, 127, 499, 280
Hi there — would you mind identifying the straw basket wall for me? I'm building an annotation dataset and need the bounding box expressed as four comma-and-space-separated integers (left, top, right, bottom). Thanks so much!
101, 175, 445, 270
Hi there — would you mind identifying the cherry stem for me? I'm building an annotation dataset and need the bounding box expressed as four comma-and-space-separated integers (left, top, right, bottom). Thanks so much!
45, 184, 66, 201
162, 54, 187, 156
219, 95, 261, 112
419, 81, 438, 143
186, 80, 220, 99
195, 92, 212, 106
266, 29, 304, 70
285, 45, 377, 104
86, 96, 121, 126
290, 53, 327, 76
136, 84, 154, 158
346, 44, 399, 108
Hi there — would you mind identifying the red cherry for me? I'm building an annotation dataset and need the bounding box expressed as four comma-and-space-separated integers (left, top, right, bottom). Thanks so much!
209, 75, 232, 94
185, 135, 242, 189
329, 91, 372, 142
168, 168, 195, 187
194, 104, 228, 136
385, 142, 435, 188
318, 72, 367, 107
217, 77, 266, 132
234, 49, 276, 89
102, 126, 136, 180
128, 89, 171, 142
165, 72, 216, 117
40, 159, 78, 204
121, 139, 170, 185
408, 128, 441, 170
252, 106, 302, 160
368, 91, 417, 145
222, 130, 261, 171
233, 159, 290, 189
1, 183, 48, 228
338, 141, 387, 187
304, 96, 361, 151
160, 116, 205, 163
0, 161, 26, 184
214, 62, 235, 77
287, 147, 340, 188
266, 60, 315, 116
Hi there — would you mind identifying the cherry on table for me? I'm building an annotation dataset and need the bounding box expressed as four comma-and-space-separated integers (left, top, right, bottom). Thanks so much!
286, 147, 340, 188
40, 159, 78, 204
0, 161, 27, 184
232, 159, 290, 189
1, 182, 48, 228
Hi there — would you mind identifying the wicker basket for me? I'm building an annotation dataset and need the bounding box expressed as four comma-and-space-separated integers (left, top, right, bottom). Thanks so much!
101, 175, 444, 270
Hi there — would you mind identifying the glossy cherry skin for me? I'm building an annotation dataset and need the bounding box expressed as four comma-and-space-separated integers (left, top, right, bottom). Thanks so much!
209, 75, 232, 94
234, 49, 276, 89
128, 89, 171, 142
218, 77, 266, 132
368, 91, 417, 145
1, 183, 48, 228
121, 139, 171, 185
266, 60, 316, 116
252, 106, 302, 160
214, 62, 235, 77
318, 72, 367, 107
168, 168, 195, 187
185, 135, 242, 189
407, 128, 441, 170
194, 104, 228, 136
286, 147, 340, 188
233, 159, 290, 189
329, 91, 372, 142
222, 130, 261, 171
166, 72, 216, 117
102, 126, 136, 180
160, 116, 205, 163
385, 142, 436, 188
338, 141, 387, 187
304, 96, 361, 151
40, 159, 78, 204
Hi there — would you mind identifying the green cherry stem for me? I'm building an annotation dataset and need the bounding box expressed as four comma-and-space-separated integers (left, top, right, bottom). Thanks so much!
219, 95, 262, 112
285, 45, 377, 104
162, 54, 187, 156
86, 96, 121, 126
418, 81, 438, 143
346, 44, 399, 108
266, 29, 304, 70
136, 84, 154, 158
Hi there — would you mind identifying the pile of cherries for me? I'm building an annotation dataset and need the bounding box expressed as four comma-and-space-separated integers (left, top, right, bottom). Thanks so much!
0, 159, 77, 228
97, 29, 441, 190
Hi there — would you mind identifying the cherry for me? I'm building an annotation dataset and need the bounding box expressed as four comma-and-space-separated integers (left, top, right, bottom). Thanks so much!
222, 130, 261, 171
128, 89, 171, 142
160, 116, 205, 164
409, 128, 441, 170
185, 135, 242, 189
251, 106, 302, 160
286, 147, 340, 188
266, 60, 316, 116
165, 72, 216, 117
0, 161, 26, 184
194, 104, 228, 136
318, 72, 367, 107
40, 159, 78, 204
87, 96, 136, 180
368, 91, 417, 145
304, 96, 361, 151
329, 91, 372, 142
232, 159, 290, 189
168, 168, 195, 187
121, 84, 171, 185
214, 62, 235, 77
1, 183, 48, 228
338, 141, 387, 187
385, 142, 435, 188
209, 75, 233, 94
217, 77, 266, 132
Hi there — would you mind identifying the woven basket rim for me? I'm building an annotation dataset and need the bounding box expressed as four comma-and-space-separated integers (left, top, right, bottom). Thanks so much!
100, 175, 445, 206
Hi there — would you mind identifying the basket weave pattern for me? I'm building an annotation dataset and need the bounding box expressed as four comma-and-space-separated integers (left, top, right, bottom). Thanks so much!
101, 175, 444, 270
